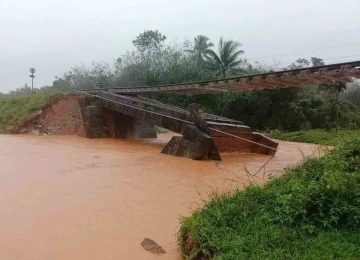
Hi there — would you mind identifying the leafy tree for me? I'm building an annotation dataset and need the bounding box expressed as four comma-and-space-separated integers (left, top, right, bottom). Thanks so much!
204, 37, 245, 78
52, 77, 71, 90
288, 58, 311, 69
288, 57, 325, 69
90, 61, 115, 87
66, 65, 94, 89
185, 35, 214, 64
243, 60, 281, 75
311, 57, 325, 67
132, 30, 167, 53
342, 80, 360, 108
319, 83, 347, 131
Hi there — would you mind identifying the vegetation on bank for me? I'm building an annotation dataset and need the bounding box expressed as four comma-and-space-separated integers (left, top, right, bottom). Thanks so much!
3, 30, 360, 133
178, 137, 360, 260
269, 129, 360, 146
53, 30, 360, 131
0, 89, 63, 133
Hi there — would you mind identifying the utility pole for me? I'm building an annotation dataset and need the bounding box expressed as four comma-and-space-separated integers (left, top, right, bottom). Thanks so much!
29, 68, 36, 93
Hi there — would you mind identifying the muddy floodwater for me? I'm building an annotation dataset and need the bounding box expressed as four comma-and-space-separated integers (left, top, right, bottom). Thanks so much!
0, 133, 321, 260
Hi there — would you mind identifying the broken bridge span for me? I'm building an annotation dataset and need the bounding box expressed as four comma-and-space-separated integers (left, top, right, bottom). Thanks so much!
74, 61, 360, 160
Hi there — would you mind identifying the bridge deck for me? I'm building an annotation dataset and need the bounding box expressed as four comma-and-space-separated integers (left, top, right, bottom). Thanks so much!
92, 92, 250, 134
98, 92, 244, 125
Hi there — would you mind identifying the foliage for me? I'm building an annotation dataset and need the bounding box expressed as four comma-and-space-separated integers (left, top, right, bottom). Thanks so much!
42, 30, 359, 132
60, 62, 115, 89
185, 35, 214, 64
52, 77, 72, 90
342, 80, 360, 108
311, 57, 325, 66
204, 37, 245, 78
132, 29, 167, 53
0, 89, 63, 133
288, 57, 325, 69
178, 138, 360, 260
269, 129, 360, 146
319, 83, 347, 131
115, 44, 215, 87
288, 58, 311, 69
155, 126, 168, 133
3, 30, 357, 133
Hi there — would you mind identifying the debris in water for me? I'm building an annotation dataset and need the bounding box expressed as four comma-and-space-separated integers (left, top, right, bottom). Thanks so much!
141, 238, 166, 254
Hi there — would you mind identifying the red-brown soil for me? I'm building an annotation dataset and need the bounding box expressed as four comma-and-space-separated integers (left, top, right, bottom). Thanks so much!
20, 94, 85, 136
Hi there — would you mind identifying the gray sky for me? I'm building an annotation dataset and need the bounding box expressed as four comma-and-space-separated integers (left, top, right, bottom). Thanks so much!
0, 0, 359, 92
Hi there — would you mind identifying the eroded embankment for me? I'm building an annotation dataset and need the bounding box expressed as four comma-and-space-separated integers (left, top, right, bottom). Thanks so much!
19, 94, 85, 136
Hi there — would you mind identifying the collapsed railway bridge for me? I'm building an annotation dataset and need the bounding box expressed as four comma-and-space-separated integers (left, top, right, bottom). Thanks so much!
74, 61, 360, 160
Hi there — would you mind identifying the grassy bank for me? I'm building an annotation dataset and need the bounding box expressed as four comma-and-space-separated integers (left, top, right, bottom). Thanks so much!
0, 90, 63, 133
178, 137, 360, 260
269, 129, 360, 146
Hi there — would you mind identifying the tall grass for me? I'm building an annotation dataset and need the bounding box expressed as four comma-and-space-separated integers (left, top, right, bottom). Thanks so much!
0, 90, 63, 133
178, 137, 360, 260
269, 129, 360, 146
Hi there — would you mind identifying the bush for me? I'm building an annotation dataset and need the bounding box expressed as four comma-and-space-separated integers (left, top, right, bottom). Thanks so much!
178, 138, 360, 259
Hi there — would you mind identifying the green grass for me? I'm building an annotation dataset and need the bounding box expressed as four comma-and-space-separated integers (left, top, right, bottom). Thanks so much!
178, 137, 360, 260
0, 90, 64, 133
269, 129, 360, 146
155, 126, 169, 133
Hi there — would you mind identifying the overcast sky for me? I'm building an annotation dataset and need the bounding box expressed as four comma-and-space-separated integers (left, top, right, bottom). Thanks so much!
0, 0, 359, 92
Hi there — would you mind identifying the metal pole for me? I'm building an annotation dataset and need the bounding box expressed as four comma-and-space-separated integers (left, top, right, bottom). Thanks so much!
29, 68, 36, 93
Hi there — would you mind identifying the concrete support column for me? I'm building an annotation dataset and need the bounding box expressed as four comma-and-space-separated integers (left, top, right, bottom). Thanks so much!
161, 125, 221, 160
82, 105, 107, 138
78, 96, 156, 139
104, 109, 156, 138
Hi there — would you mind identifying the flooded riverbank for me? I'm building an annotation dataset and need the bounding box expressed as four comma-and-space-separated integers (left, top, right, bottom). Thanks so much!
0, 133, 321, 260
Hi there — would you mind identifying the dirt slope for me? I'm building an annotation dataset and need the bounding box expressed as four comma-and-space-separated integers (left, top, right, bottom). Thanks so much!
19, 94, 85, 136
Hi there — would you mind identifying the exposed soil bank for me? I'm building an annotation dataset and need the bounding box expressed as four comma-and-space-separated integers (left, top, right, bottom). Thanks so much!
19, 94, 85, 136
0, 133, 320, 260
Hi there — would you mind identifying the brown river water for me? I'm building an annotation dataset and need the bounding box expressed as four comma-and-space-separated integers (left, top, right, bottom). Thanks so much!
0, 133, 321, 260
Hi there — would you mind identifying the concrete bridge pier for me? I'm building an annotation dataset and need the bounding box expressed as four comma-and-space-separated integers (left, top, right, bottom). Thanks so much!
79, 97, 157, 139
77, 95, 221, 160
161, 124, 221, 160
104, 109, 157, 139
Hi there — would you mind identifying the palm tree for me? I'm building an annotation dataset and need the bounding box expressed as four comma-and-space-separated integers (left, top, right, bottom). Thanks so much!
186, 35, 214, 64
204, 38, 245, 115
204, 37, 245, 78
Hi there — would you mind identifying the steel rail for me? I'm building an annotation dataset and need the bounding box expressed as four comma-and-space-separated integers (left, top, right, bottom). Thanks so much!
85, 60, 360, 92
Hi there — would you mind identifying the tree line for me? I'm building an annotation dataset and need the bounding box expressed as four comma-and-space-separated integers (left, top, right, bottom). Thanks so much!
3, 30, 360, 131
